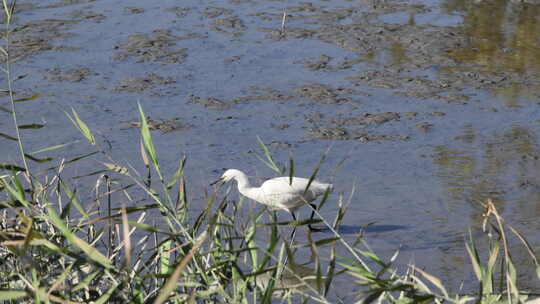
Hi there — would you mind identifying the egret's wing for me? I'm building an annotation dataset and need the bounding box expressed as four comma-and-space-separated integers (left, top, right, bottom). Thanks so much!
257, 178, 308, 209
264, 177, 332, 197
261, 178, 308, 195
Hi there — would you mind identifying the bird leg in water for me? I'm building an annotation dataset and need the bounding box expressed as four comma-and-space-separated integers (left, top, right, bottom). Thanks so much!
308, 203, 323, 232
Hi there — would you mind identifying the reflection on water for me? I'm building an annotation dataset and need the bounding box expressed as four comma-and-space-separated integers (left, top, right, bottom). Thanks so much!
443, 0, 540, 72
255, 260, 319, 296
390, 42, 408, 66
432, 123, 540, 288
255, 234, 325, 297
442, 0, 540, 102
433, 124, 540, 222
375, 0, 540, 105
493, 83, 540, 108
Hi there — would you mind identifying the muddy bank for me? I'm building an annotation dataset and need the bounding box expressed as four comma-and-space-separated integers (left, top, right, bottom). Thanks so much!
113, 30, 189, 64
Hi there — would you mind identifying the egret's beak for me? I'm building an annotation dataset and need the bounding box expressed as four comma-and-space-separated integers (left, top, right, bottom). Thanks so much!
210, 177, 224, 186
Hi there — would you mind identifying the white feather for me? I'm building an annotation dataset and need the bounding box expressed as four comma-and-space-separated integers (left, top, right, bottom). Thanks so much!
219, 169, 333, 212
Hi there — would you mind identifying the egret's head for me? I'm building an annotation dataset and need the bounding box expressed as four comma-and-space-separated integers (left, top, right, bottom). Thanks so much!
220, 169, 238, 182
210, 169, 239, 186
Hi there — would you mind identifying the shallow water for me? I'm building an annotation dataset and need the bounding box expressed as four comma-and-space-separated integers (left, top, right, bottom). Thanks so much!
2, 0, 540, 298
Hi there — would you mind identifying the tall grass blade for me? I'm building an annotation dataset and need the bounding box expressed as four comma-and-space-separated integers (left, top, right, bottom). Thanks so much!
246, 225, 257, 267
72, 271, 100, 292
47, 264, 74, 298
60, 178, 89, 219
318, 187, 332, 218
260, 273, 275, 304
507, 260, 519, 301
259, 213, 279, 270
7, 0, 15, 22
167, 155, 186, 189
18, 123, 44, 129
1, 0, 11, 24
94, 283, 119, 304
2, 176, 30, 207
310, 235, 323, 294
23, 153, 53, 163
508, 225, 540, 274
411, 266, 449, 299
255, 136, 281, 174
2, 0, 32, 181
139, 140, 151, 188
303, 151, 328, 195
337, 258, 374, 282
0, 162, 25, 171
159, 239, 173, 275
46, 205, 113, 269
14, 93, 42, 102
357, 249, 387, 268
465, 231, 483, 281
127, 221, 174, 235
313, 237, 340, 247
484, 239, 499, 293
62, 151, 99, 166
103, 162, 129, 175
154, 231, 207, 304
121, 206, 132, 267
30, 141, 79, 154
0, 132, 17, 140
0, 290, 27, 300
409, 273, 433, 294
138, 103, 163, 181
288, 154, 294, 185
66, 108, 96, 145
0, 105, 12, 113
324, 239, 337, 296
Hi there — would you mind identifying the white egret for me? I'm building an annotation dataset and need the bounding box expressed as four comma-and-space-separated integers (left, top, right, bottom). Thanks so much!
211, 169, 333, 232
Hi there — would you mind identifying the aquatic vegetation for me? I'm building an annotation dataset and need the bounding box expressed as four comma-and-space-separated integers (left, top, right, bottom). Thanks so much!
0, 1, 540, 303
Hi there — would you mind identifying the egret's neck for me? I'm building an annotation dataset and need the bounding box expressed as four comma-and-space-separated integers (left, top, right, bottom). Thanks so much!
234, 173, 252, 192
233, 173, 259, 199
